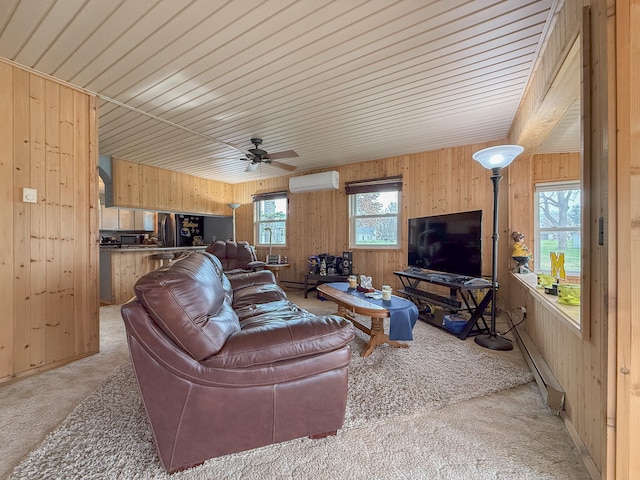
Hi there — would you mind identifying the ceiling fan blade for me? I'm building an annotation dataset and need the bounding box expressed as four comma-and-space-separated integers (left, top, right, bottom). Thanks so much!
266, 150, 299, 160
270, 160, 297, 171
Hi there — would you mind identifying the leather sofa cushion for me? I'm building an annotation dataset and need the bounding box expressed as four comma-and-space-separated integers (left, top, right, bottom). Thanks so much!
203, 314, 354, 369
134, 252, 240, 361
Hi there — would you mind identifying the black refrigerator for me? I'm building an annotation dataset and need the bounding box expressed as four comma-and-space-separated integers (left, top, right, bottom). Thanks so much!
175, 214, 205, 247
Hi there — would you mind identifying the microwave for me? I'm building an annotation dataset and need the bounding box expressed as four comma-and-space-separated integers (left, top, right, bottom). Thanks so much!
120, 234, 141, 246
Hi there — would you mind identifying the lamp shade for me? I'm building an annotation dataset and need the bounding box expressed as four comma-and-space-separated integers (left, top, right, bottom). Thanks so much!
472, 145, 524, 170
227, 203, 241, 210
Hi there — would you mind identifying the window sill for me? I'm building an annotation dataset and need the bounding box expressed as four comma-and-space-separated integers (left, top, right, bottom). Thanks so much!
510, 272, 581, 332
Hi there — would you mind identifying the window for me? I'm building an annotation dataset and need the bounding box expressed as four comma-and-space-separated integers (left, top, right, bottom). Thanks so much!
253, 191, 288, 247
346, 177, 402, 248
534, 181, 581, 277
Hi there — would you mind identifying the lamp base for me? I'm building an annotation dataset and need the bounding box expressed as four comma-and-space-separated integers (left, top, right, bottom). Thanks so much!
474, 333, 513, 351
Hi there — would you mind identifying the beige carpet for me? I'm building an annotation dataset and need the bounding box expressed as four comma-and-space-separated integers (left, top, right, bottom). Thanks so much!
3, 290, 590, 479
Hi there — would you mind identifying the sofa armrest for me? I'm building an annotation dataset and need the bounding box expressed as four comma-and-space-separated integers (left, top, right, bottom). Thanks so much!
122, 300, 354, 387
228, 270, 277, 290
246, 260, 266, 271
208, 315, 355, 368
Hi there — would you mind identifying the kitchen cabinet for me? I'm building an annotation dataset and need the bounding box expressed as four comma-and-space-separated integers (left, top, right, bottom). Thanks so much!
135, 210, 155, 231
118, 209, 135, 230
101, 206, 119, 230
100, 207, 155, 231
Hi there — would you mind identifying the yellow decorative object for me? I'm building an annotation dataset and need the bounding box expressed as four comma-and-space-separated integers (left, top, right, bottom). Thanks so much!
558, 284, 581, 305
511, 231, 532, 273
537, 273, 556, 289
550, 252, 566, 279
512, 241, 532, 258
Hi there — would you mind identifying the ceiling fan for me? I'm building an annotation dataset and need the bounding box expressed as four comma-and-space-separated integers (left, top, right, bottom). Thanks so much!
241, 138, 298, 172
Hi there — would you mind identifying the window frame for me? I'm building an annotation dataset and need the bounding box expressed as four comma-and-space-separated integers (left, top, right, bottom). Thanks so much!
253, 192, 288, 248
533, 180, 582, 278
346, 177, 402, 249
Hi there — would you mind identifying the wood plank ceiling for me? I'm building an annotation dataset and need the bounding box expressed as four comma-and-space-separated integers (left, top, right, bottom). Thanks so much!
0, 0, 564, 184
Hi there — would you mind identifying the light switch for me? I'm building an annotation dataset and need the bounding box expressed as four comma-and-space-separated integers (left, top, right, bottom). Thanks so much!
23, 188, 37, 203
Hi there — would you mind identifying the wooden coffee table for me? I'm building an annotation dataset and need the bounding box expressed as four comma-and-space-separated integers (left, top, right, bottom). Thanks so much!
317, 283, 409, 357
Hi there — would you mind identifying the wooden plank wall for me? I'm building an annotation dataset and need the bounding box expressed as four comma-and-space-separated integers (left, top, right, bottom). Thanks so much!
112, 158, 233, 215
231, 140, 507, 291
614, 0, 640, 478
0, 60, 99, 383
507, 0, 611, 475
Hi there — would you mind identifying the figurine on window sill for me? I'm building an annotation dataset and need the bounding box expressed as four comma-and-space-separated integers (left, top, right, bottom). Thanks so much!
512, 231, 533, 273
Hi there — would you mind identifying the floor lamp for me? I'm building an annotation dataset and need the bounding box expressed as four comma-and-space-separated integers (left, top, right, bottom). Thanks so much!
227, 203, 241, 242
472, 145, 524, 351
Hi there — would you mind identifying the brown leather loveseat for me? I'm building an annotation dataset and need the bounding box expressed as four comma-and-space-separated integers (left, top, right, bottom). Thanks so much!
121, 251, 354, 473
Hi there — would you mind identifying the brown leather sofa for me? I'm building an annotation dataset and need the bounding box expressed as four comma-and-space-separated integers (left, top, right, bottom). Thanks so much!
205, 240, 266, 273
121, 251, 354, 473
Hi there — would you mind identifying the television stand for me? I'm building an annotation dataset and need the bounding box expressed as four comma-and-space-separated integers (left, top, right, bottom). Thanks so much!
393, 269, 491, 339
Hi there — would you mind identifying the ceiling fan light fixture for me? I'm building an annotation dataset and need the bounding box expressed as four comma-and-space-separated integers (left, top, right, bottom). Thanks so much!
239, 138, 298, 172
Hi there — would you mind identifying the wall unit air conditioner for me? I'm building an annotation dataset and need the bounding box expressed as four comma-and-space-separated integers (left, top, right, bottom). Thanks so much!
289, 171, 339, 193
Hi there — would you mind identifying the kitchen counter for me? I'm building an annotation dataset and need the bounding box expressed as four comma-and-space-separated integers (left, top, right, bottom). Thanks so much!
100, 246, 208, 304
100, 245, 207, 252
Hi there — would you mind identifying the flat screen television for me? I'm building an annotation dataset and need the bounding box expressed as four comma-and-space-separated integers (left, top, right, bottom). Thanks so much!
407, 210, 483, 278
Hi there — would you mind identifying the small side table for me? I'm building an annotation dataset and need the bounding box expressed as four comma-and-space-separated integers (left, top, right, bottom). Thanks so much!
265, 263, 290, 285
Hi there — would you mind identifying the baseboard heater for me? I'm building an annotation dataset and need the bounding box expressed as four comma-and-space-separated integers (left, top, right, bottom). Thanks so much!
513, 323, 565, 415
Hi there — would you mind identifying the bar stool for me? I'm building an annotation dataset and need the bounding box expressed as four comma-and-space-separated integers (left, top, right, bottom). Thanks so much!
152, 252, 175, 267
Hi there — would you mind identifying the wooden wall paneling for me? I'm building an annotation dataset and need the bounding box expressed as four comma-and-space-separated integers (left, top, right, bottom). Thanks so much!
181, 173, 195, 213
204, 180, 214, 214
44, 80, 64, 363
0, 62, 14, 378
532, 152, 581, 182
210, 176, 226, 215
194, 175, 206, 213
112, 158, 232, 215
139, 163, 160, 211
1, 60, 98, 384
584, 0, 608, 469
87, 93, 100, 354
112, 159, 141, 208
29, 74, 47, 369
612, 0, 628, 476
59, 85, 76, 358
73, 91, 94, 354
505, 152, 534, 299
13, 67, 32, 374
156, 166, 170, 211
614, 0, 638, 477
168, 169, 179, 211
